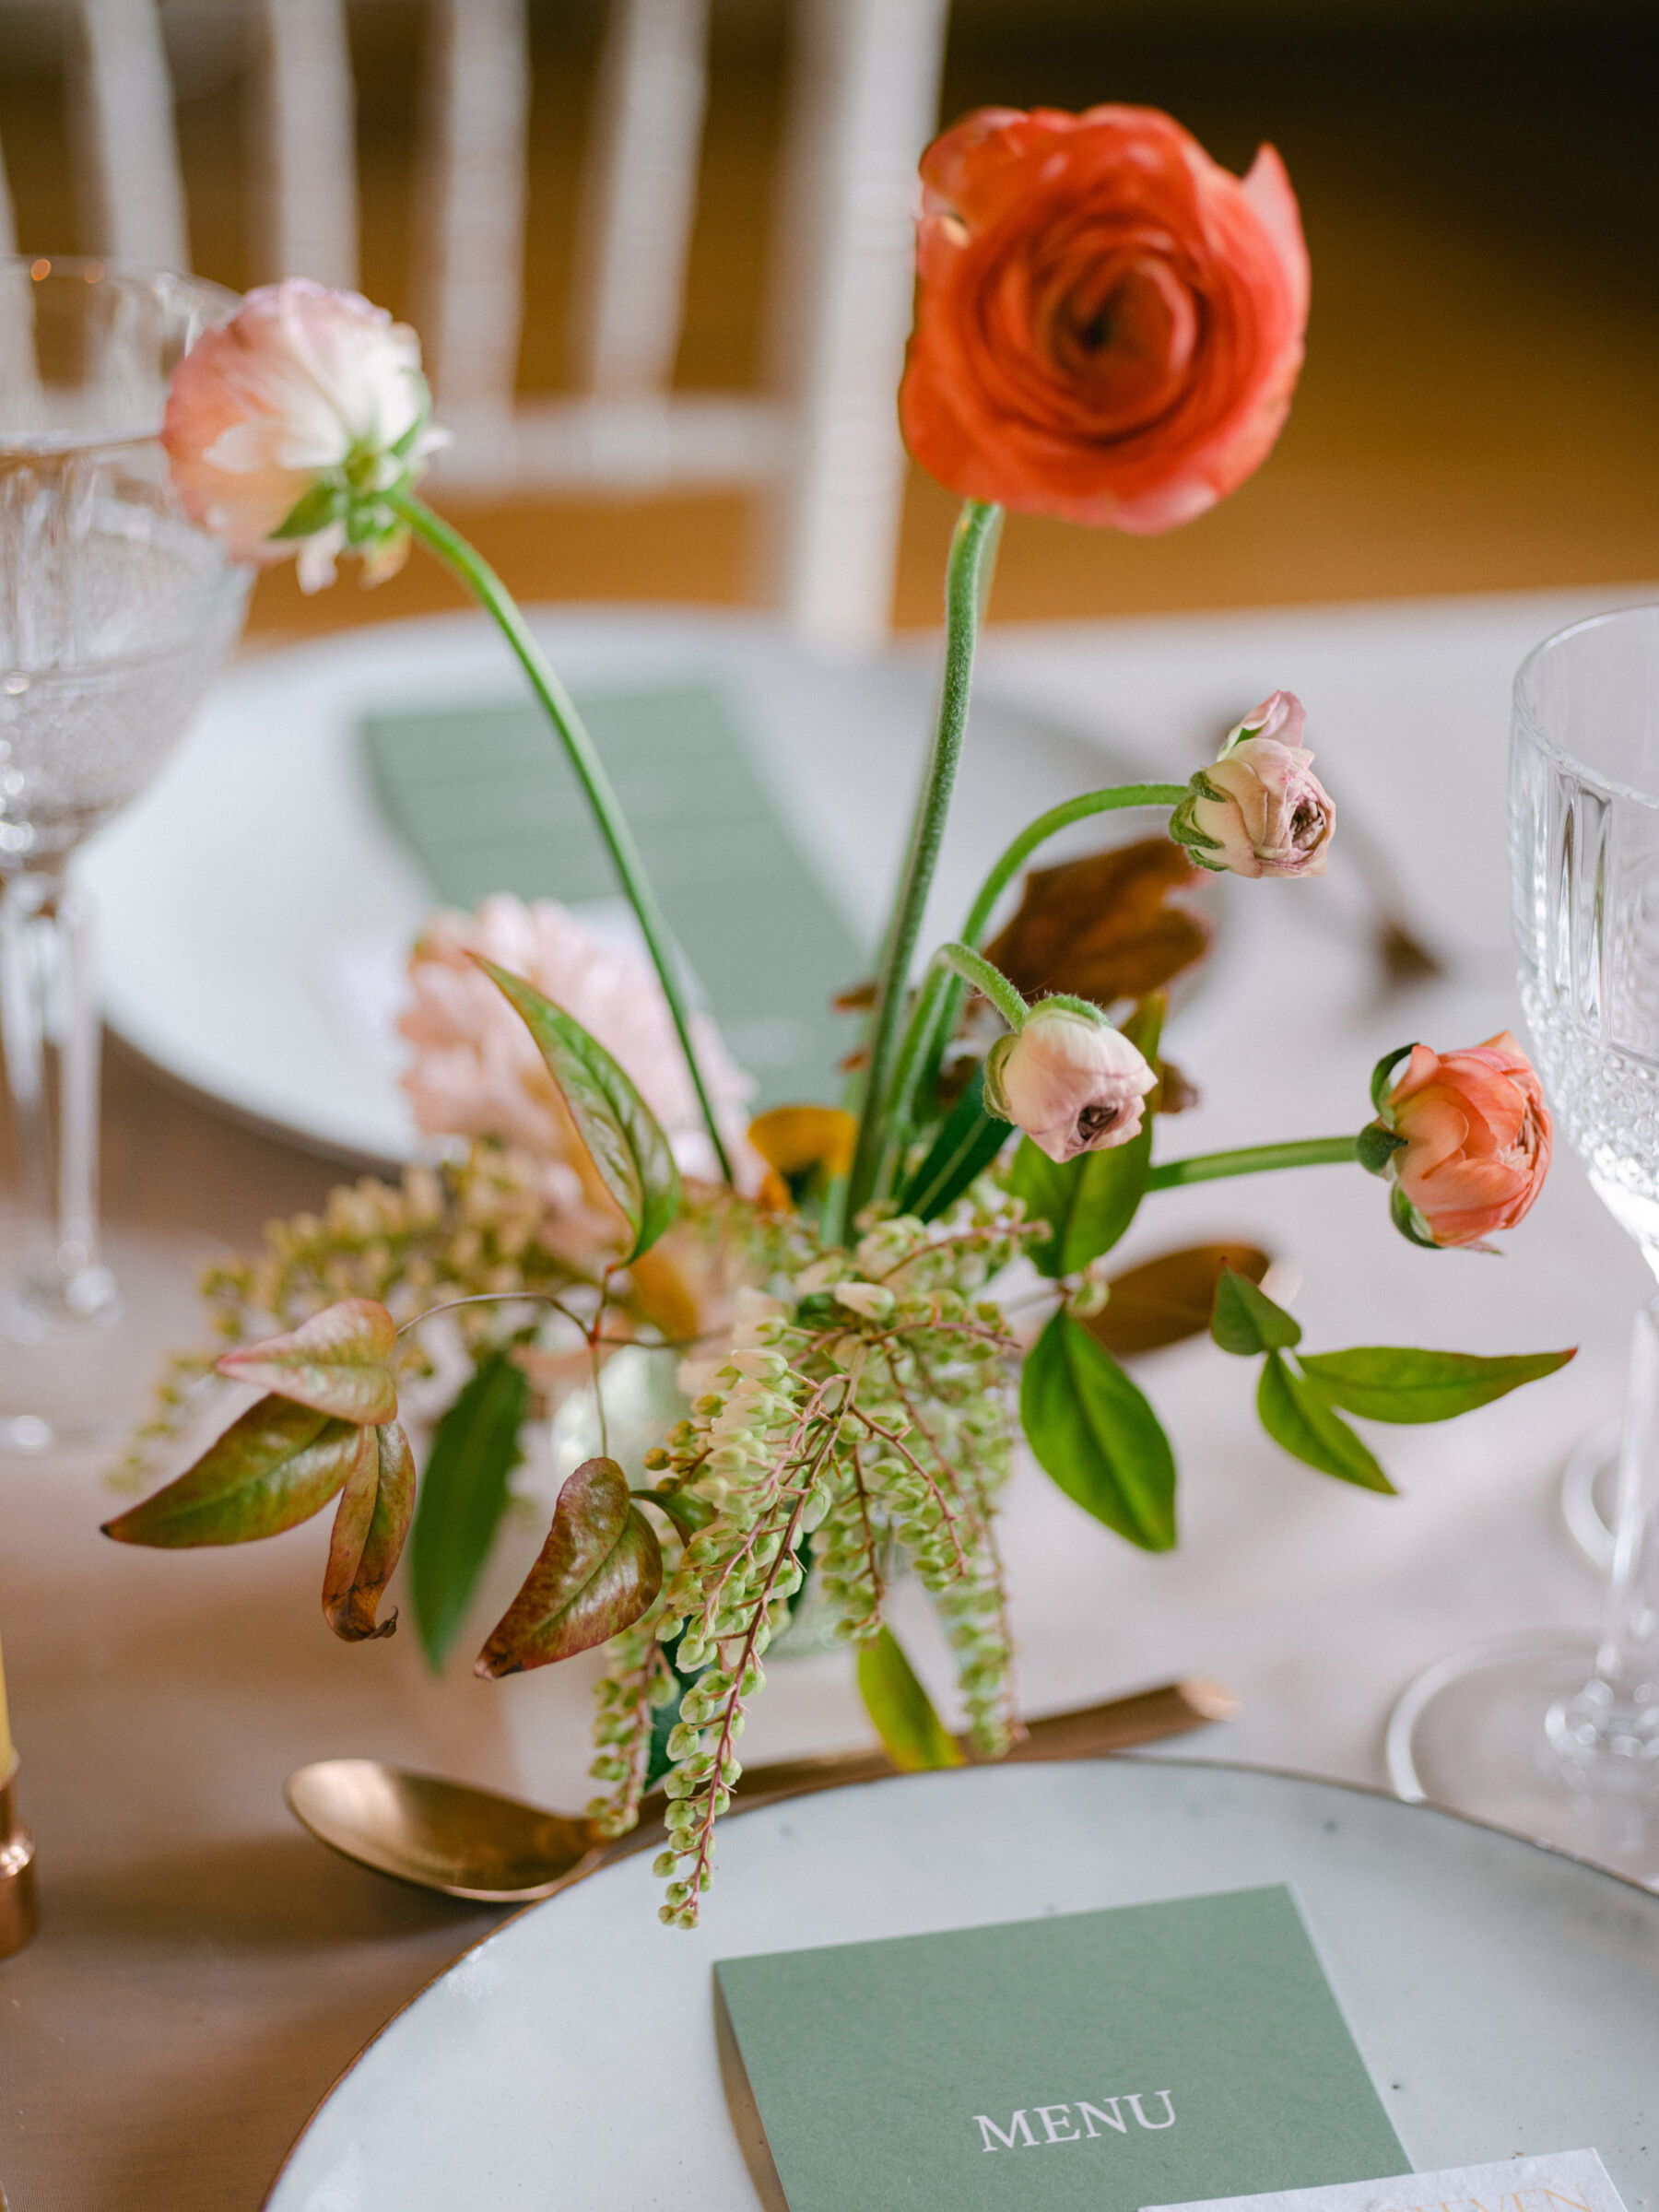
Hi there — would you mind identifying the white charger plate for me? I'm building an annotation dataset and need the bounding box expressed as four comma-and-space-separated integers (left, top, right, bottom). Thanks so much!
263, 1759, 1659, 2210
76, 606, 1201, 1168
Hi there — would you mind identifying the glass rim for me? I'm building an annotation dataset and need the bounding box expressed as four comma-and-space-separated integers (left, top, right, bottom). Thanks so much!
1513, 601, 1659, 808
0, 254, 241, 463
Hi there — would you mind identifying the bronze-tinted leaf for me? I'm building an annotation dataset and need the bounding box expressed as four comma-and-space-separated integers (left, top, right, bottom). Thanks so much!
985, 838, 1212, 1007
1084, 1243, 1271, 1359
101, 1396, 367, 1548
323, 1420, 417, 1642
476, 1456, 664, 1677
216, 1298, 398, 1424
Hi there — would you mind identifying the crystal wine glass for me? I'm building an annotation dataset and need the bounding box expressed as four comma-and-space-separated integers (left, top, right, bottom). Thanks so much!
1389, 604, 1659, 1881
0, 258, 250, 1452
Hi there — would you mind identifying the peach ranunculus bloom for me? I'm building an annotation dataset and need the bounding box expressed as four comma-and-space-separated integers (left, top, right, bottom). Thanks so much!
1376, 1034, 1552, 1250
898, 106, 1309, 532
162, 279, 447, 591
983, 1001, 1157, 1163
398, 897, 759, 1234
1171, 691, 1335, 879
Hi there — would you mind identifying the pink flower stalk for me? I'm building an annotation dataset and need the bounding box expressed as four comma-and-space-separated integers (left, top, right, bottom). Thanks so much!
162, 279, 447, 591
1171, 690, 1334, 878
984, 1002, 1157, 1163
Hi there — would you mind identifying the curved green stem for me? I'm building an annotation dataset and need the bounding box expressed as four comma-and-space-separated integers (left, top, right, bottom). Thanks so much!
889, 781, 1189, 1141
391, 491, 734, 1184
845, 500, 1002, 1218
937, 942, 1027, 1031
1147, 1134, 1359, 1191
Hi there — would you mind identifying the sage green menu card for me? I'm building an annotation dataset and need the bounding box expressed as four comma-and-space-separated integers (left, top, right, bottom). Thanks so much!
714, 1886, 1406, 2212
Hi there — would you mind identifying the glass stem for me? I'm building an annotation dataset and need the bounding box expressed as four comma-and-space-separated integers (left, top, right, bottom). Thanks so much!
1554, 1298, 1659, 1768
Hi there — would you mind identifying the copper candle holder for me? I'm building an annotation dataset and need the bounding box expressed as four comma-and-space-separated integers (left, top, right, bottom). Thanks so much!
0, 1771, 37, 1959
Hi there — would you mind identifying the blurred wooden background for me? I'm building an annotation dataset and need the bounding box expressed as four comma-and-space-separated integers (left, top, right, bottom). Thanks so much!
2, 0, 1654, 639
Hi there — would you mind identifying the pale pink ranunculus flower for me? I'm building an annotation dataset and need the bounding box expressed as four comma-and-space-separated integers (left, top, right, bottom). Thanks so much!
398, 897, 759, 1209
1381, 1032, 1551, 1249
162, 279, 447, 591
983, 1003, 1157, 1163
1172, 690, 1334, 878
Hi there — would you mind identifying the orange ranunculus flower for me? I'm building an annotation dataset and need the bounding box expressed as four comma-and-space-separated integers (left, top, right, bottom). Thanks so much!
899, 106, 1309, 532
1379, 1035, 1552, 1250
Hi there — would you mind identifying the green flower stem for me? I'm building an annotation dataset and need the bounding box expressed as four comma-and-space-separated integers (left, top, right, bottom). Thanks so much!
391, 490, 734, 1185
1147, 1134, 1359, 1190
888, 781, 1189, 1139
937, 942, 1028, 1031
845, 499, 1003, 1218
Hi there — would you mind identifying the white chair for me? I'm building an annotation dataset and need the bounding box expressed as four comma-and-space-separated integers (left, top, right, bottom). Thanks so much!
12, 0, 952, 653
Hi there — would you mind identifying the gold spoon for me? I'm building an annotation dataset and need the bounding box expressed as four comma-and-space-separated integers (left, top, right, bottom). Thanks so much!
285, 1677, 1238, 1904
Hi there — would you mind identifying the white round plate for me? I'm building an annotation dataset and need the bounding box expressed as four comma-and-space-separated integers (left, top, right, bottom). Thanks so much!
264, 1759, 1659, 2209
76, 607, 1206, 1168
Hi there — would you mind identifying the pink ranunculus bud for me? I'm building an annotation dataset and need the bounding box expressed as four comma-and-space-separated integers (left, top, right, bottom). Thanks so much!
983, 1002, 1157, 1164
1170, 689, 1334, 878
1379, 1032, 1552, 1249
161, 279, 448, 592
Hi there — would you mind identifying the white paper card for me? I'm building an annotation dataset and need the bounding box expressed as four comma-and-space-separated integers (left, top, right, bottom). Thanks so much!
1144, 2147, 1629, 2212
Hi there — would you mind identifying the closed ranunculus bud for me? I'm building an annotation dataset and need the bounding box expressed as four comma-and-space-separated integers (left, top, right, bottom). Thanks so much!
983, 1002, 1157, 1163
1170, 690, 1334, 878
162, 279, 448, 592
1370, 1032, 1551, 1250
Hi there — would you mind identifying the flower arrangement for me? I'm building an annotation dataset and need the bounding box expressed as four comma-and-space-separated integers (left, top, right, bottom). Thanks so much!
111, 105, 1571, 1928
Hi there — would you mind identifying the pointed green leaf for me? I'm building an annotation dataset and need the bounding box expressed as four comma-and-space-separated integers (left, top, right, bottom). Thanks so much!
1355, 1122, 1406, 1177
323, 1419, 416, 1642
268, 479, 346, 540
408, 1350, 530, 1670
477, 1456, 664, 1676
1257, 1353, 1394, 1492
1211, 1265, 1302, 1356
1370, 1043, 1415, 1113
856, 1626, 965, 1771
101, 1395, 365, 1547
899, 1065, 1009, 1222
1297, 1344, 1576, 1424
477, 959, 681, 1263
1020, 1310, 1177, 1549
216, 1298, 398, 1424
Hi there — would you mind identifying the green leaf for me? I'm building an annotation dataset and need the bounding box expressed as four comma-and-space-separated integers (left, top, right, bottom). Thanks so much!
408, 1351, 530, 1671
323, 1419, 417, 1641
102, 1396, 368, 1547
1370, 1043, 1416, 1112
856, 1626, 965, 1771
477, 1456, 664, 1676
476, 959, 681, 1263
1211, 1265, 1302, 1356
268, 478, 345, 540
1257, 1353, 1394, 1492
899, 1065, 1008, 1222
1020, 1311, 1177, 1549
1354, 1121, 1406, 1177
216, 1297, 398, 1424
631, 1486, 714, 1541
1389, 1180, 1441, 1249
1297, 1344, 1576, 1424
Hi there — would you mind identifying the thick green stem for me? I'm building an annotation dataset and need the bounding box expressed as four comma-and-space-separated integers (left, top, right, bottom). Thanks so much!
937, 942, 1027, 1031
392, 491, 734, 1184
889, 781, 1189, 1141
1147, 1134, 1359, 1190
845, 500, 1002, 1218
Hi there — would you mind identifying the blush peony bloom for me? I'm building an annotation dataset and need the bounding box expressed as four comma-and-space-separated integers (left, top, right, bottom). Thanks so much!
899, 105, 1309, 531
1375, 1034, 1551, 1250
983, 1002, 1157, 1163
1171, 691, 1335, 878
398, 897, 759, 1219
162, 279, 447, 591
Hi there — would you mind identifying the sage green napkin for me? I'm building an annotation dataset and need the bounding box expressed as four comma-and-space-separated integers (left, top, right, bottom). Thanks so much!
360, 682, 865, 1110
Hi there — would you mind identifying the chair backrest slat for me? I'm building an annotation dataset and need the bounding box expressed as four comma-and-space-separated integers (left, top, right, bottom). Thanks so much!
415, 0, 531, 421
568, 0, 710, 400
761, 0, 949, 650
71, 0, 191, 270
253, 0, 359, 289
0, 132, 17, 259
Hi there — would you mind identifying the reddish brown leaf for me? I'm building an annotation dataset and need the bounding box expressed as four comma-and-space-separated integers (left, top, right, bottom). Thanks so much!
323, 1420, 416, 1642
985, 838, 1212, 1007
101, 1396, 365, 1547
1085, 1243, 1272, 1359
476, 1456, 663, 1677
217, 1299, 398, 1425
